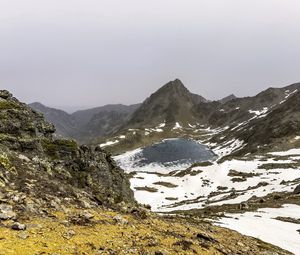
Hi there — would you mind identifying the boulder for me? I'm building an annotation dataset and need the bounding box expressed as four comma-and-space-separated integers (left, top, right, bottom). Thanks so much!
11, 222, 26, 231
294, 184, 300, 194
113, 215, 128, 225
0, 204, 16, 220
0, 90, 12, 99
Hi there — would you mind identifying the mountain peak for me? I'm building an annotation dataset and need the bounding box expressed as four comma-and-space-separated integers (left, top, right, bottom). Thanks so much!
123, 79, 206, 128
163, 78, 186, 88
219, 94, 237, 104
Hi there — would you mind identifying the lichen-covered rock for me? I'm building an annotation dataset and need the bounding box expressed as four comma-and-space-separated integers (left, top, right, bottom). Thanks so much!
0, 90, 135, 214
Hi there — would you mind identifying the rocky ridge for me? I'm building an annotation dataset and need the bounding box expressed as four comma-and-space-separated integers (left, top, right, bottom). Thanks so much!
0, 90, 135, 215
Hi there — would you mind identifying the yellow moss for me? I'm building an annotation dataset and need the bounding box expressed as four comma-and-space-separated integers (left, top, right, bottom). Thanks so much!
0, 208, 214, 255
0, 208, 288, 255
0, 153, 11, 170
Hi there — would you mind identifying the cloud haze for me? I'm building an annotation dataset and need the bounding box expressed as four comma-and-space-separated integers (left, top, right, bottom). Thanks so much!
1, 0, 300, 111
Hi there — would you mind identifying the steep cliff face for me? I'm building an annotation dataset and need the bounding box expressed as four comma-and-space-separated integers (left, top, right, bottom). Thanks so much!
0, 90, 134, 214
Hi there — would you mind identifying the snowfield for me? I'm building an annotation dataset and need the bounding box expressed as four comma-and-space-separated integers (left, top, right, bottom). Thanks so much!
114, 141, 300, 254
115, 147, 300, 212
215, 204, 300, 255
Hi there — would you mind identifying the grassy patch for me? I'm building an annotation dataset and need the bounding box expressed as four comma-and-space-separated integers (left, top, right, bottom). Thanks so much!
0, 100, 20, 110
42, 139, 78, 158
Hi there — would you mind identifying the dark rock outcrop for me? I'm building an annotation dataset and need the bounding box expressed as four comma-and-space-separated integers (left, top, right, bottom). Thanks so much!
0, 90, 135, 214
294, 185, 300, 194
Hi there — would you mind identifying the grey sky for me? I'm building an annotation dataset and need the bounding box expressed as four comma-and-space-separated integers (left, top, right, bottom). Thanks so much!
1, 0, 300, 111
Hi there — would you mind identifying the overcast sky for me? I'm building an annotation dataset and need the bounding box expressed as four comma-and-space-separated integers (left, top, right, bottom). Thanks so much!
1, 0, 300, 112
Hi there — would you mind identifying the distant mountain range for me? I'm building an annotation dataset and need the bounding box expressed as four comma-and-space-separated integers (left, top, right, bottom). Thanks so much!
29, 102, 140, 143
29, 79, 300, 155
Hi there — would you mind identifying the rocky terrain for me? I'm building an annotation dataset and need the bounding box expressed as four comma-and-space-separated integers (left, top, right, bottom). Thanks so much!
0, 90, 135, 212
1, 89, 293, 254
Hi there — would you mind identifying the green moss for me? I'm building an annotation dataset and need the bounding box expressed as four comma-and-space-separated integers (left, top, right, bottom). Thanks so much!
42, 139, 78, 158
0, 100, 20, 110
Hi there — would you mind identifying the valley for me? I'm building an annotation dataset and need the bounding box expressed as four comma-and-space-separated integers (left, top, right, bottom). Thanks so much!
2, 78, 299, 254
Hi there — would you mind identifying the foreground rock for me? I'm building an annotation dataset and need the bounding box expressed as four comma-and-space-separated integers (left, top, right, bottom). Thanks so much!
11, 222, 26, 231
0, 90, 135, 215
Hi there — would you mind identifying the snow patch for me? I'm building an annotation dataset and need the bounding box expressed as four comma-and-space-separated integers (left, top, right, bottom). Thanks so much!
269, 148, 300, 156
215, 204, 300, 255
99, 140, 119, 148
172, 122, 182, 130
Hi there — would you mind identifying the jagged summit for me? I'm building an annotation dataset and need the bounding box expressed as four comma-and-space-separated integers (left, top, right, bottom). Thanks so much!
157, 78, 187, 90
123, 79, 206, 128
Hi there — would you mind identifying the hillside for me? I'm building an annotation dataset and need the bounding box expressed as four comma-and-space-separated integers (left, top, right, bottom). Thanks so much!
212, 89, 300, 156
29, 102, 140, 143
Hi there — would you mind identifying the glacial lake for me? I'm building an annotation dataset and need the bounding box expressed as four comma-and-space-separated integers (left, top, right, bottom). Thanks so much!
115, 138, 216, 171
139, 138, 215, 166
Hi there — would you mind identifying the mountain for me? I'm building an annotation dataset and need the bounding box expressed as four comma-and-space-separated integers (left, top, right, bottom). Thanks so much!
29, 102, 140, 143
219, 94, 237, 104
29, 102, 79, 139
95, 81, 300, 156
123, 79, 207, 129
72, 104, 140, 129
72, 104, 140, 140
30, 80, 300, 155
195, 82, 300, 128
224, 89, 300, 155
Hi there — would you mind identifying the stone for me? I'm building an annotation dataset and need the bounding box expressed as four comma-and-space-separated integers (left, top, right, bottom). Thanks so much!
11, 222, 26, 231
0, 212, 16, 220
63, 229, 76, 240
293, 184, 300, 194
69, 213, 93, 226
0, 204, 16, 220
113, 215, 128, 225
131, 207, 149, 219
18, 232, 29, 239
239, 202, 249, 210
0, 90, 12, 99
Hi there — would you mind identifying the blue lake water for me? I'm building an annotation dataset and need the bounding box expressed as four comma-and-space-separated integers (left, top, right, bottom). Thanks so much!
134, 138, 216, 167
